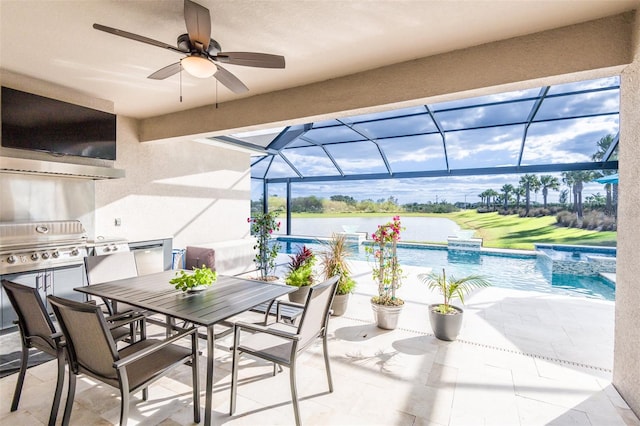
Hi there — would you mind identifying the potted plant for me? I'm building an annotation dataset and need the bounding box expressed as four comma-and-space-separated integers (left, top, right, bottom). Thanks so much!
418, 268, 490, 341
285, 245, 317, 303
366, 216, 404, 329
170, 265, 217, 292
319, 233, 356, 316
248, 210, 281, 281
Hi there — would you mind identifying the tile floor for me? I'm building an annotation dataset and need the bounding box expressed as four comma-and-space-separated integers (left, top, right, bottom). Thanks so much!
1, 261, 638, 426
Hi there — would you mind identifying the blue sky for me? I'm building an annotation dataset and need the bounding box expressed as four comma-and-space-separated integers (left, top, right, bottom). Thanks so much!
249, 76, 619, 204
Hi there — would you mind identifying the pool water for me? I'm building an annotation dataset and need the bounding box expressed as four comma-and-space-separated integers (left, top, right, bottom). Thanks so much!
276, 238, 616, 301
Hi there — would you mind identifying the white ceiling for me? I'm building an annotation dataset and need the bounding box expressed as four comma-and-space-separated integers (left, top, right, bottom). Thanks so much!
1, 0, 637, 120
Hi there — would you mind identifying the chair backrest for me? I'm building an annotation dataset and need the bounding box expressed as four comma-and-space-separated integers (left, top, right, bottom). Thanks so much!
85, 252, 138, 285
295, 275, 339, 349
48, 295, 119, 379
1, 279, 57, 354
185, 246, 215, 271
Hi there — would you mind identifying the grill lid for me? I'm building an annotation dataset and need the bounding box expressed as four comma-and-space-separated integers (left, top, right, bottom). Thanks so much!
0, 220, 87, 250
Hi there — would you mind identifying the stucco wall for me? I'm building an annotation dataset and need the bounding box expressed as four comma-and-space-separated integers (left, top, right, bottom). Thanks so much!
613, 8, 640, 418
94, 117, 251, 248
1, 71, 253, 249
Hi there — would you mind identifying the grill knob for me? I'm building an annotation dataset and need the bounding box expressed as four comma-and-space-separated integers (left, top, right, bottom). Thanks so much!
42, 252, 51, 260
71, 248, 80, 256
112, 245, 118, 251
7, 255, 17, 264
103, 246, 111, 252
52, 251, 60, 258
31, 252, 39, 261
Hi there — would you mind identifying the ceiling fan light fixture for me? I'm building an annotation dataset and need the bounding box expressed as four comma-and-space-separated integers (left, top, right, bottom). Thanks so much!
181, 55, 217, 78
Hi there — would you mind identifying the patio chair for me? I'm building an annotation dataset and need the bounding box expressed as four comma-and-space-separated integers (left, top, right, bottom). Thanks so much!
1, 279, 141, 426
47, 295, 200, 426
229, 275, 339, 426
84, 252, 140, 316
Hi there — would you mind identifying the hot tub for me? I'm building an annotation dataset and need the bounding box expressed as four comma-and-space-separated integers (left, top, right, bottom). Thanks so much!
535, 244, 616, 276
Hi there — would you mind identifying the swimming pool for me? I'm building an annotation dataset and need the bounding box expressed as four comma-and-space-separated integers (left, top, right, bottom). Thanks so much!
275, 237, 616, 301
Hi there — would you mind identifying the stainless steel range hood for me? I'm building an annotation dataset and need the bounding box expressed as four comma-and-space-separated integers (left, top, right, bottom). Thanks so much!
0, 156, 125, 179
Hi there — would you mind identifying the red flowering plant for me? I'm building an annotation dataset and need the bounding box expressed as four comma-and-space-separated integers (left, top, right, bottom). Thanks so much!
285, 245, 317, 288
365, 216, 405, 306
248, 211, 281, 280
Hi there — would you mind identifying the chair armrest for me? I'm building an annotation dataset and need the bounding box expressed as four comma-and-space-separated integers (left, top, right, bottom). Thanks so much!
113, 326, 197, 369
50, 331, 66, 347
107, 313, 145, 330
276, 300, 304, 310
275, 300, 304, 323
105, 310, 140, 322
234, 321, 300, 341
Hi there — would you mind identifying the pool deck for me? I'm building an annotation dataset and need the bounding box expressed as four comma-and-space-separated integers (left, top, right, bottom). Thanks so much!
1, 260, 637, 425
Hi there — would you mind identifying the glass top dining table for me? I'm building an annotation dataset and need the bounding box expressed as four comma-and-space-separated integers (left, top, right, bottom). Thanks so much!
75, 270, 295, 426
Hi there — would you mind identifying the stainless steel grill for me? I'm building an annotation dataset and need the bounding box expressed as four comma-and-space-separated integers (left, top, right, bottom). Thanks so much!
0, 220, 88, 275
87, 237, 130, 256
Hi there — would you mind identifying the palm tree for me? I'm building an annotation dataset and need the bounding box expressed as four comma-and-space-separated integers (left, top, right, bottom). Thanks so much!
561, 171, 576, 212
500, 184, 514, 210
562, 170, 596, 219
558, 189, 569, 206
485, 189, 499, 211
585, 193, 606, 209
514, 185, 526, 209
519, 174, 540, 215
478, 191, 486, 207
539, 175, 560, 209
591, 134, 618, 216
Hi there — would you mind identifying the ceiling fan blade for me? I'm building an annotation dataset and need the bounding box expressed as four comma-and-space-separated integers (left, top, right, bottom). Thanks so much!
148, 62, 182, 80
215, 52, 285, 69
184, 0, 211, 51
93, 23, 186, 54
213, 65, 249, 94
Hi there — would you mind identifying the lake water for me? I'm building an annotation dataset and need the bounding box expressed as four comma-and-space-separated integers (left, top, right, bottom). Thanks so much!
277, 216, 462, 242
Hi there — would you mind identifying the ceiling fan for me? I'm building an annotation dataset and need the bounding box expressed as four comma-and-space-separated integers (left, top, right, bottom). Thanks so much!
93, 0, 285, 94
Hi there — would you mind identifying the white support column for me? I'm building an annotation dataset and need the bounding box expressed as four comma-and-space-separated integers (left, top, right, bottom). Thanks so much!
613, 8, 640, 418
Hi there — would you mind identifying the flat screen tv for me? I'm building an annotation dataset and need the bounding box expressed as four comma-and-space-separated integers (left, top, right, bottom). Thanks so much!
1, 87, 117, 160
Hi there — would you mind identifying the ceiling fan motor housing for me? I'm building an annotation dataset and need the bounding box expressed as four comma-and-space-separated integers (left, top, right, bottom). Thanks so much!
177, 33, 221, 55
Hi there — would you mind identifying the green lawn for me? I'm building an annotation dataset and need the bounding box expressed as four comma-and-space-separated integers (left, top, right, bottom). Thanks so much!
446, 210, 617, 250
288, 210, 617, 250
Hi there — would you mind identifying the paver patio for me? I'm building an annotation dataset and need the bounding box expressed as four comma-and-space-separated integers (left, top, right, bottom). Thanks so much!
1, 260, 637, 425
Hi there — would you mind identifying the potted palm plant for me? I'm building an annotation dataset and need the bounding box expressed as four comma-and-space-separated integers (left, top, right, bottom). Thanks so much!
319, 233, 356, 316
285, 245, 317, 303
418, 268, 490, 341
366, 216, 404, 329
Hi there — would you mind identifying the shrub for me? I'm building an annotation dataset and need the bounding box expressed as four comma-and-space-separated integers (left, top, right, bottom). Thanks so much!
601, 216, 617, 231
285, 245, 317, 287
555, 209, 616, 231
320, 233, 356, 296
556, 211, 574, 227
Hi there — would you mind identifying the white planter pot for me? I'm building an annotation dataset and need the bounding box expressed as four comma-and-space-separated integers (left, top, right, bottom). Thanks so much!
288, 285, 311, 304
371, 303, 404, 330
331, 293, 350, 316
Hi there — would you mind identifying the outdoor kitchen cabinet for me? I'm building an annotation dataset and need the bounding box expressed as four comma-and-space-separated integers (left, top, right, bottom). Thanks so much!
129, 238, 173, 275
1, 264, 86, 330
